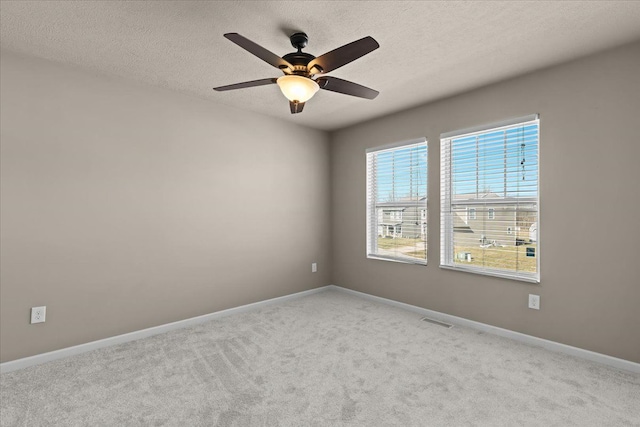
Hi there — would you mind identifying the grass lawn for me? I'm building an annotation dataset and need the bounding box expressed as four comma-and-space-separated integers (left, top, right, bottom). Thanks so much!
377, 237, 427, 261
453, 243, 537, 272
377, 236, 536, 272
377, 237, 426, 250
406, 250, 426, 258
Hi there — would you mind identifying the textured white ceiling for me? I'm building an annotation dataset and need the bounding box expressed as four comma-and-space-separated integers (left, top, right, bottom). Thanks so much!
2, 1, 640, 131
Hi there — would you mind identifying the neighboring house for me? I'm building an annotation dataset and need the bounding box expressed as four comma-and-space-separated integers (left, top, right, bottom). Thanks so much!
376, 197, 427, 240
452, 192, 537, 247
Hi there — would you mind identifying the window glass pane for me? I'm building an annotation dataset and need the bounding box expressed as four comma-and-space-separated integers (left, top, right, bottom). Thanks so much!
441, 117, 539, 282
367, 140, 428, 264
452, 207, 537, 274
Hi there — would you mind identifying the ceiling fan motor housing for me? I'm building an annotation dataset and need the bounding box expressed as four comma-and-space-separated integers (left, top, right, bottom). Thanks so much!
282, 52, 315, 74
282, 32, 319, 75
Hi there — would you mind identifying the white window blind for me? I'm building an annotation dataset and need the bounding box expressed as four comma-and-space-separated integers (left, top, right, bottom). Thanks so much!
440, 115, 539, 282
366, 139, 427, 265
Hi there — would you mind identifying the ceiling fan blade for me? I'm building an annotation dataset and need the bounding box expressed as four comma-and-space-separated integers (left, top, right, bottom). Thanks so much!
224, 33, 293, 72
213, 78, 277, 91
307, 36, 379, 75
317, 76, 379, 99
290, 101, 305, 114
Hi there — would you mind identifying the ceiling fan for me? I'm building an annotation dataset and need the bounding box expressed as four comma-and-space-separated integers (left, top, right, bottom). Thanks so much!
213, 32, 380, 114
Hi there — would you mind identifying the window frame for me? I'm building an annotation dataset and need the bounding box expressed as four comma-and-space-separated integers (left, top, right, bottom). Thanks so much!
440, 115, 540, 283
366, 138, 428, 265
488, 208, 495, 220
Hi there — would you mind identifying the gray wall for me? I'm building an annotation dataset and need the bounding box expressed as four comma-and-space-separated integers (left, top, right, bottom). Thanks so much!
331, 41, 640, 363
0, 52, 332, 362
2, 41, 639, 365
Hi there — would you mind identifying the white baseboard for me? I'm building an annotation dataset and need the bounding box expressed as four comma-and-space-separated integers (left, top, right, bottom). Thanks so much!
328, 285, 640, 374
3, 284, 637, 375
0, 285, 331, 374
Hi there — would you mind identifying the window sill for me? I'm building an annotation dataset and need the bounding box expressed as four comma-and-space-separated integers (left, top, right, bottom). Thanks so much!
439, 264, 539, 283
367, 254, 427, 266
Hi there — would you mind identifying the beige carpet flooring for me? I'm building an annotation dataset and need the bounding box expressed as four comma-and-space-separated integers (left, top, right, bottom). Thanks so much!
1, 289, 639, 426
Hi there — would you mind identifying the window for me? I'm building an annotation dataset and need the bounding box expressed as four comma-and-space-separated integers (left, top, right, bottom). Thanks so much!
389, 210, 403, 221
440, 115, 539, 282
367, 139, 427, 264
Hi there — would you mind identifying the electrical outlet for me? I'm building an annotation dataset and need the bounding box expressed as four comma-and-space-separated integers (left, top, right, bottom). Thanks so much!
528, 294, 540, 310
311, 262, 317, 273
31, 306, 46, 324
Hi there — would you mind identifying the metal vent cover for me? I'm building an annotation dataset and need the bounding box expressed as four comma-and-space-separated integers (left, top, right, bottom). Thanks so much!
420, 316, 453, 328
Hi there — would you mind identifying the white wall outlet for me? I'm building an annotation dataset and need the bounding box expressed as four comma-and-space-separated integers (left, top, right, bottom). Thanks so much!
31, 306, 46, 324
528, 294, 540, 310
311, 262, 317, 273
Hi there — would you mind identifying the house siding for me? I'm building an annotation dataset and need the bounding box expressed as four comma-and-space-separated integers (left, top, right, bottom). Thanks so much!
377, 204, 427, 240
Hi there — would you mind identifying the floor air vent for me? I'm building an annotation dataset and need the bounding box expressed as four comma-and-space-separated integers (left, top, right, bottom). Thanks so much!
420, 317, 453, 328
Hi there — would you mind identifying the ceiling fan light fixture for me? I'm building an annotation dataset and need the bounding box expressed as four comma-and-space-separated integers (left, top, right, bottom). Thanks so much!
276, 75, 319, 103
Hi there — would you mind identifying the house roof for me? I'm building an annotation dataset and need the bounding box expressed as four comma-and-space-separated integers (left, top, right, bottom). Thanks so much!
453, 192, 537, 205
376, 196, 426, 208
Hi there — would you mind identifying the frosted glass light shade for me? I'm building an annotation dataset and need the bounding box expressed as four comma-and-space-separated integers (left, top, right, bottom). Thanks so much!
276, 75, 319, 103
